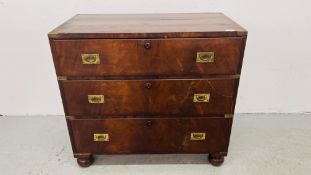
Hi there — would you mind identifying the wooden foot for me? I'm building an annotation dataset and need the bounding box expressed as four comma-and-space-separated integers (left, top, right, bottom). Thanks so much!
76, 155, 94, 167
208, 153, 224, 166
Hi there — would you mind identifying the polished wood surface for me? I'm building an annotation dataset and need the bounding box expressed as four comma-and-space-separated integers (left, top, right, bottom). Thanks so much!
61, 78, 237, 115
208, 153, 225, 166
48, 13, 248, 167
70, 117, 231, 154
48, 13, 247, 39
76, 154, 94, 167
52, 37, 242, 76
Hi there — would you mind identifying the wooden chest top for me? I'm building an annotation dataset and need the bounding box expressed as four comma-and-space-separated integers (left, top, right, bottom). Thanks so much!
49, 13, 247, 39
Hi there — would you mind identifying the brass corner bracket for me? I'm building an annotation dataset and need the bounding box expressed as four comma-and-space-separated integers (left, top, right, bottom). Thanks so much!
224, 114, 234, 119
57, 76, 67, 80
65, 116, 75, 120
232, 74, 240, 79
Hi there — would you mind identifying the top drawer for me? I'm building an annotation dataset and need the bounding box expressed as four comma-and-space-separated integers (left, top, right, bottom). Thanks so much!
51, 38, 243, 76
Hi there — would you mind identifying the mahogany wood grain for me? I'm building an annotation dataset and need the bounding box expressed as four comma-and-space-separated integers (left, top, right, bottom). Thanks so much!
48, 13, 248, 167
70, 117, 231, 154
208, 153, 225, 166
52, 37, 243, 76
48, 13, 247, 39
61, 78, 237, 116
76, 154, 94, 167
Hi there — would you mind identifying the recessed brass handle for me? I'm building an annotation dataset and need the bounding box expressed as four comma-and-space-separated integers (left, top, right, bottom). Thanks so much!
88, 95, 104, 103
193, 94, 210, 102
94, 133, 109, 141
190, 132, 206, 140
81, 54, 100, 64
196, 52, 214, 63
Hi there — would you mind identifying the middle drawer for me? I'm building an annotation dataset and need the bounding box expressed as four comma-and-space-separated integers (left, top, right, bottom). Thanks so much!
61, 78, 237, 116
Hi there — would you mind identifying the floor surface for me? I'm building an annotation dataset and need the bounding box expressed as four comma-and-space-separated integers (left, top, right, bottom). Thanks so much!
0, 114, 310, 175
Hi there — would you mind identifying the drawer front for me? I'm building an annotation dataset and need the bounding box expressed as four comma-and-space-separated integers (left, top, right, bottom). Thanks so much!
52, 38, 243, 76
70, 117, 230, 154
61, 79, 236, 115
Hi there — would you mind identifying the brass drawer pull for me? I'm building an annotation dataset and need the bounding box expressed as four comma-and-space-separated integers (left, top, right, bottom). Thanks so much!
196, 52, 214, 62
94, 133, 109, 141
88, 95, 104, 103
190, 132, 206, 140
193, 93, 210, 102
81, 54, 100, 64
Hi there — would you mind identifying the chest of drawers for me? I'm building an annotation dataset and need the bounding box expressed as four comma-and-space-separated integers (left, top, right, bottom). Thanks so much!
48, 13, 247, 167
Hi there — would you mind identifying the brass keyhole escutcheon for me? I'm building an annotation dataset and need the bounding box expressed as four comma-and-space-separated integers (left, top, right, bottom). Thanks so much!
144, 82, 152, 89
144, 42, 151, 49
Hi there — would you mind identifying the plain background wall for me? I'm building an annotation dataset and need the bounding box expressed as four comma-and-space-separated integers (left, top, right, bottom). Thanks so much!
0, 0, 311, 115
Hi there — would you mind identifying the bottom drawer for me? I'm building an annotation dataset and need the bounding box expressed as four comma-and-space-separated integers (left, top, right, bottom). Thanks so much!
69, 117, 232, 154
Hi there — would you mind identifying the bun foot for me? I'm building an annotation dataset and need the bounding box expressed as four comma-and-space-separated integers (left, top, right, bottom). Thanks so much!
208, 153, 224, 166
77, 155, 94, 167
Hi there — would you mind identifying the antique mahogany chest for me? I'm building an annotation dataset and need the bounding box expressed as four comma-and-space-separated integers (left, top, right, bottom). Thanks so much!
48, 13, 247, 167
